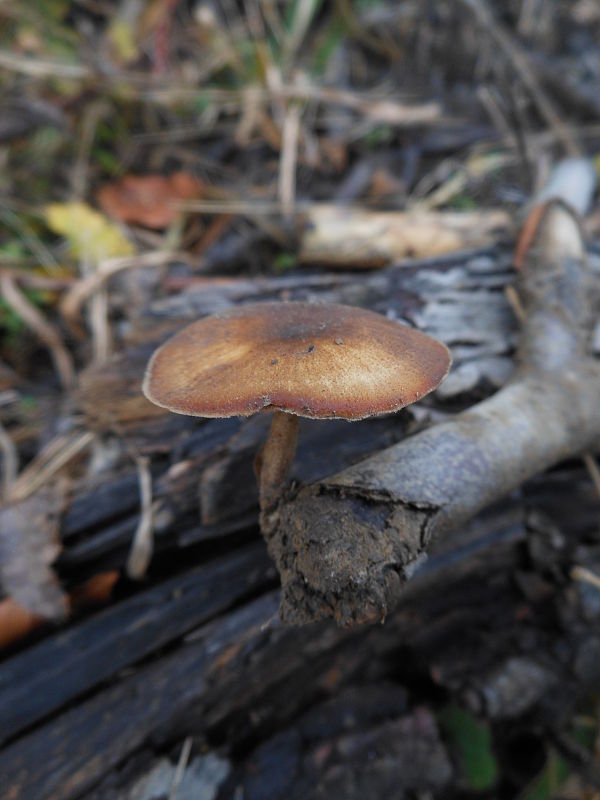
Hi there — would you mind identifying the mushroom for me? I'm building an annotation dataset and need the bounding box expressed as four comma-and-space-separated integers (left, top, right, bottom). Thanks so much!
142, 301, 451, 533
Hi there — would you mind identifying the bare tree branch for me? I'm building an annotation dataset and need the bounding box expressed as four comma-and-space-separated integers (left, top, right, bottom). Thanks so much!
268, 201, 600, 625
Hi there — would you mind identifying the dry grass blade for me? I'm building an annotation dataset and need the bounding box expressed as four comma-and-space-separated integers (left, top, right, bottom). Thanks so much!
279, 105, 301, 217
126, 456, 154, 580
504, 284, 526, 323
582, 453, 600, 498
91, 287, 110, 363
0, 273, 75, 391
60, 251, 196, 326
9, 430, 95, 504
168, 737, 193, 800
177, 199, 297, 215
412, 152, 515, 210
0, 49, 91, 79
281, 85, 441, 125
571, 565, 600, 591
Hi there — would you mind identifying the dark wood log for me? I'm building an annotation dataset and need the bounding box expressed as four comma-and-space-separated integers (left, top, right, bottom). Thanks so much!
1, 231, 598, 799
0, 543, 275, 747
217, 696, 453, 800
1, 476, 599, 800
62, 249, 517, 580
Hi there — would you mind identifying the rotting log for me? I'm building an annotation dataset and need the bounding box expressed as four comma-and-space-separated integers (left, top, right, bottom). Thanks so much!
0, 235, 599, 799
60, 228, 597, 591
0, 543, 275, 747
2, 204, 591, 620
62, 247, 518, 581
0, 478, 598, 800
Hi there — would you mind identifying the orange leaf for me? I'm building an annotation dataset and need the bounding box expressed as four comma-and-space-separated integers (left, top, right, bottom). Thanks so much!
0, 571, 120, 651
69, 570, 119, 609
97, 172, 202, 229
0, 598, 44, 650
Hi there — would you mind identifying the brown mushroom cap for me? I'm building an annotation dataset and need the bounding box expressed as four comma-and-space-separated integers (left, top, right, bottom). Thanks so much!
143, 302, 451, 420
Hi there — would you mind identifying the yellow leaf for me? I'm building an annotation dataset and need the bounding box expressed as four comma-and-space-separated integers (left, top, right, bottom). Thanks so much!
108, 18, 140, 64
45, 202, 134, 262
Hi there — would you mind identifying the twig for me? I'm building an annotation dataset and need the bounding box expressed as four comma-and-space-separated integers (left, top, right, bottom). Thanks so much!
571, 565, 600, 592
0, 267, 74, 290
582, 453, 600, 498
0, 273, 75, 391
167, 738, 193, 800
126, 456, 154, 580
504, 284, 526, 323
90, 284, 110, 364
178, 199, 303, 215
9, 431, 95, 503
279, 84, 440, 126
0, 49, 90, 79
80, 245, 111, 365
60, 250, 196, 326
278, 104, 301, 218
411, 152, 514, 210
298, 205, 512, 266
477, 85, 516, 143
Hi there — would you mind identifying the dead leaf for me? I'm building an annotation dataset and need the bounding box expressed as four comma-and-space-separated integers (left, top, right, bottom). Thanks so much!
0, 570, 119, 650
68, 570, 120, 609
107, 18, 140, 65
45, 202, 134, 261
368, 168, 404, 199
0, 489, 67, 619
317, 137, 347, 173
97, 173, 203, 229
0, 598, 44, 650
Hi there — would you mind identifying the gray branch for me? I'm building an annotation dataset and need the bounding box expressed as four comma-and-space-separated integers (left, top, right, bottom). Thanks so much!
268, 202, 600, 625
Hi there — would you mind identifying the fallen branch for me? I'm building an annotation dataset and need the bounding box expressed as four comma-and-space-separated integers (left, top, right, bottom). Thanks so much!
298, 205, 512, 267
268, 200, 600, 625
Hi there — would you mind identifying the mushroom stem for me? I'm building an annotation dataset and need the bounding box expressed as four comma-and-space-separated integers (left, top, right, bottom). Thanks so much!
258, 410, 299, 517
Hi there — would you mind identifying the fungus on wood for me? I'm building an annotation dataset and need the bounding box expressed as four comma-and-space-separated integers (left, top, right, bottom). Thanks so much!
143, 301, 451, 541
